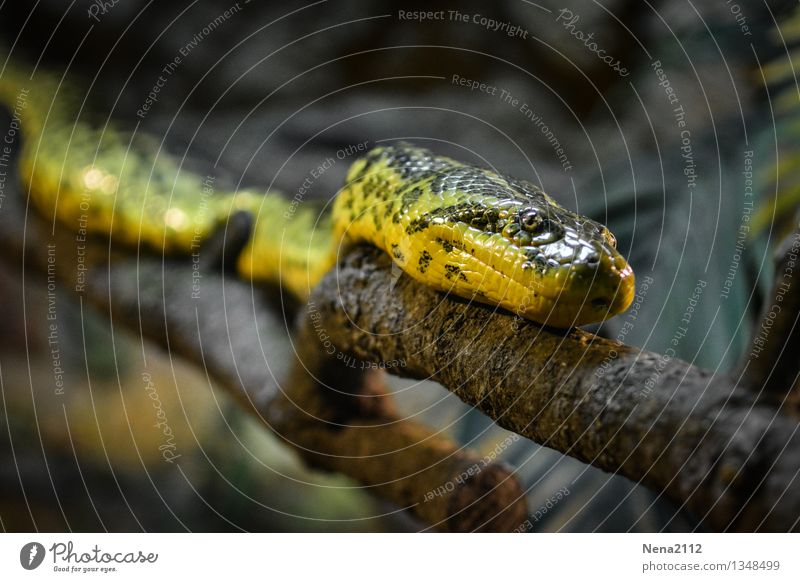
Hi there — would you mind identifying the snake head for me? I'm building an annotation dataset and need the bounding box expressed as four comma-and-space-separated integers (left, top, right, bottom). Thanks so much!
420, 190, 634, 328
495, 199, 635, 327
339, 143, 635, 328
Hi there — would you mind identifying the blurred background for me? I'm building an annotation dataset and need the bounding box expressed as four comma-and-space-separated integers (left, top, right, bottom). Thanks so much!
0, 0, 795, 531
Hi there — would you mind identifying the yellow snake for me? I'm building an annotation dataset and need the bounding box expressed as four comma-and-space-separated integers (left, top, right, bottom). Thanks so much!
0, 55, 634, 328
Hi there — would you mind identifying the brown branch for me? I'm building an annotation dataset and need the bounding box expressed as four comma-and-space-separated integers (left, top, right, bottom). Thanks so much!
101, 256, 527, 532
305, 246, 800, 532
272, 345, 526, 531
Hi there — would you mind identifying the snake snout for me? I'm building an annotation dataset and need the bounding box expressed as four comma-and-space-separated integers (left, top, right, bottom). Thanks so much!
584, 252, 635, 317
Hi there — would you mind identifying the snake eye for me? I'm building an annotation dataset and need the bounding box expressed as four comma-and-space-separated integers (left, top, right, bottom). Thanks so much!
519, 208, 545, 233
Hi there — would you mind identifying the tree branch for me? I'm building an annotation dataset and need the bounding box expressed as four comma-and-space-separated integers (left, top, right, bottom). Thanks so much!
305, 246, 800, 532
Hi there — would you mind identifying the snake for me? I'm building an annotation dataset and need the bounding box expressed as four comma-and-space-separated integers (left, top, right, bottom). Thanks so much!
0, 54, 634, 328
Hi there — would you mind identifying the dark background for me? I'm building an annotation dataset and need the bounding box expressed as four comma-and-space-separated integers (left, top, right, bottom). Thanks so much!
0, 0, 794, 531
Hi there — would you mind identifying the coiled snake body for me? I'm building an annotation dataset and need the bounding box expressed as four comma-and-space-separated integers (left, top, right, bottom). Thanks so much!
1, 58, 633, 327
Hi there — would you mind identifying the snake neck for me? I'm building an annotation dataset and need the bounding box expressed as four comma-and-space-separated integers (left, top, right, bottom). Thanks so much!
235, 192, 337, 300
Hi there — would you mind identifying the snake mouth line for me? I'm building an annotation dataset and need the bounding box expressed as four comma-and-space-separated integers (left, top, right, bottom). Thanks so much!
457, 230, 628, 293
435, 252, 629, 325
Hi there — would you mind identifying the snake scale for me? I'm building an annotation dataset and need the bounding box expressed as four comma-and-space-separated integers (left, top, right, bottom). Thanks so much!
0, 55, 634, 328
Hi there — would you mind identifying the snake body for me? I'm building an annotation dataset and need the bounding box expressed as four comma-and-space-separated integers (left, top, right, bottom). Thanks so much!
1, 57, 633, 327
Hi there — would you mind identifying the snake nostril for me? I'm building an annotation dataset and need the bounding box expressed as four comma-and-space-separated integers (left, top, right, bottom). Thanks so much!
586, 254, 600, 268
591, 297, 610, 310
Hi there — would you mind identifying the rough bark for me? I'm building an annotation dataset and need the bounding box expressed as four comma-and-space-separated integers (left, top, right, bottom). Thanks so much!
304, 246, 800, 532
